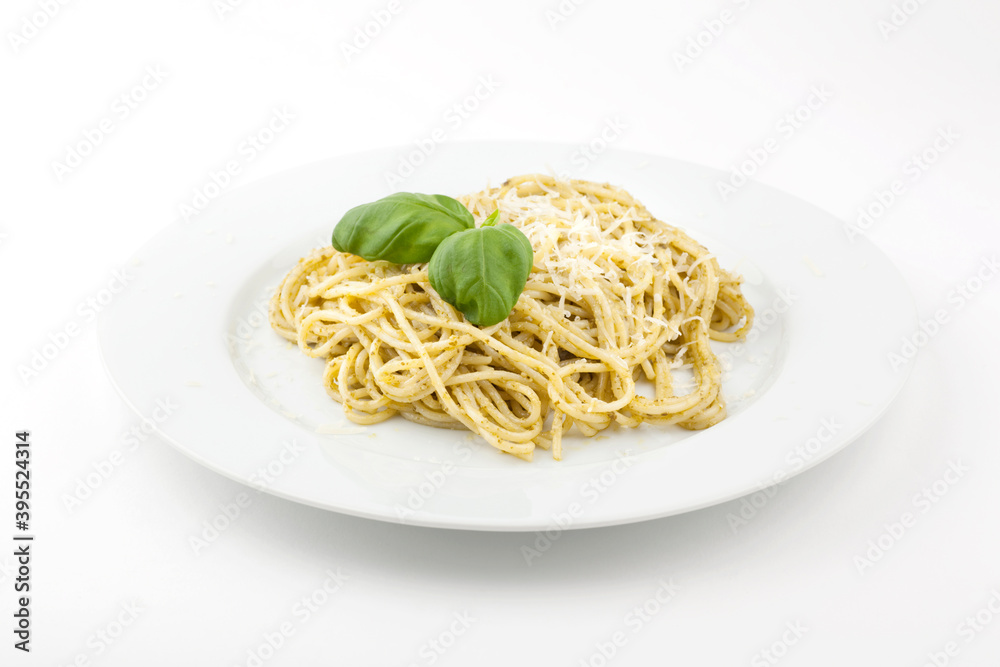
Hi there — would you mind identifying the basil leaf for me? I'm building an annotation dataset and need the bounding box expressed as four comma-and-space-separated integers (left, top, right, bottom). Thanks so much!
331, 192, 475, 264
428, 221, 534, 327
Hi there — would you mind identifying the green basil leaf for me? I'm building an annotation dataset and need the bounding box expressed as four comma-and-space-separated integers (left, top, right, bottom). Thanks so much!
428, 221, 534, 327
331, 192, 475, 264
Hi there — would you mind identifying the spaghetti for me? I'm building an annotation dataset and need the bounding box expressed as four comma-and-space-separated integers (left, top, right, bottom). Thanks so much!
269, 174, 753, 461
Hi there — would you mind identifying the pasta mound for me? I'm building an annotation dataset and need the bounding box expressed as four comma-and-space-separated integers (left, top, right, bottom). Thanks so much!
270, 174, 753, 461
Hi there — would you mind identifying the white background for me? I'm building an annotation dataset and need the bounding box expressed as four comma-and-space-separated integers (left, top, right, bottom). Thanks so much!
3, 0, 1000, 665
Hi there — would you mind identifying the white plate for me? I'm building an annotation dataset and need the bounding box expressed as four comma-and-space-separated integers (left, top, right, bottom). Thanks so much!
98, 142, 916, 531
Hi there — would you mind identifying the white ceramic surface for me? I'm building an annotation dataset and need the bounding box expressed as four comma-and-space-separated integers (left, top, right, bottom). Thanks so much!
98, 142, 917, 530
